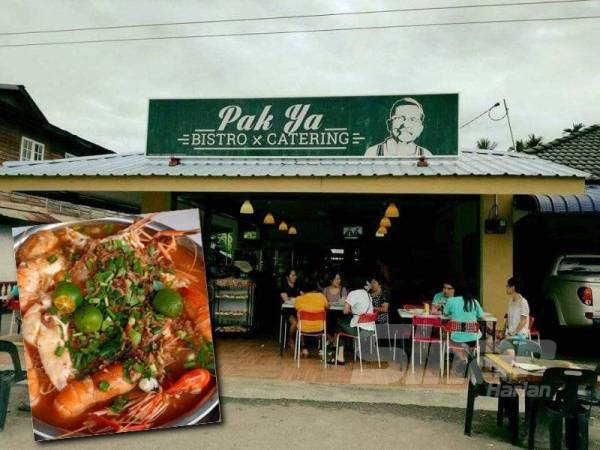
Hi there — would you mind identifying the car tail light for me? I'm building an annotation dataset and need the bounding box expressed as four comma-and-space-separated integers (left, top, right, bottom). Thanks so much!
577, 287, 593, 306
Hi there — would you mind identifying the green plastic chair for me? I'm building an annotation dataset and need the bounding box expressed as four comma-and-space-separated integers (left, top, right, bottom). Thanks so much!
0, 340, 27, 431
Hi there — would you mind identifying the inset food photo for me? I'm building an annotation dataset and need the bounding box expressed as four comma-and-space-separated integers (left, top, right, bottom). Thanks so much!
12, 209, 220, 441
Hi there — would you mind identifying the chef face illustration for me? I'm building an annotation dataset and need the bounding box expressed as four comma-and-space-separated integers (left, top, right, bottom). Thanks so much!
387, 98, 425, 144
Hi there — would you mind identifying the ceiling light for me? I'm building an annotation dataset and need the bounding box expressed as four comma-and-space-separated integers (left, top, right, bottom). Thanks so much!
379, 217, 391, 228
384, 202, 400, 218
263, 212, 275, 225
376, 226, 388, 236
240, 200, 254, 214
288, 226, 297, 235
278, 221, 288, 232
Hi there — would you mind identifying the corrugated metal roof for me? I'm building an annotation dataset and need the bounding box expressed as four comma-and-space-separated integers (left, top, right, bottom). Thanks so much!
0, 149, 588, 178
515, 185, 600, 214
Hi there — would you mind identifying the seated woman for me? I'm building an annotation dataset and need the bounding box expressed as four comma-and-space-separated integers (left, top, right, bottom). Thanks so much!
369, 273, 389, 324
280, 269, 302, 349
444, 287, 483, 370
322, 272, 348, 304
294, 275, 329, 357
328, 277, 375, 365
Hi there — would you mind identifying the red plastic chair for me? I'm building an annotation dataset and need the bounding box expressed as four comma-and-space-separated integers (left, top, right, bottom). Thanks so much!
444, 321, 480, 382
528, 316, 540, 344
335, 312, 381, 372
295, 310, 327, 368
411, 315, 444, 376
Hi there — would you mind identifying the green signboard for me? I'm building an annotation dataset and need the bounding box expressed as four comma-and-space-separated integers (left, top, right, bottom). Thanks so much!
146, 94, 458, 158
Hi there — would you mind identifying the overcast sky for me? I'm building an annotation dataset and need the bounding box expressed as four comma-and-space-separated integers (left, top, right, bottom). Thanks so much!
1, 0, 599, 153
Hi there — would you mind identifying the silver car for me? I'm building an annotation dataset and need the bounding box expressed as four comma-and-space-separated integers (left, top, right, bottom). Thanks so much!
542, 255, 600, 327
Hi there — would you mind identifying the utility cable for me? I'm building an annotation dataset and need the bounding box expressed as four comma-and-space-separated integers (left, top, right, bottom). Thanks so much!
1, 14, 599, 49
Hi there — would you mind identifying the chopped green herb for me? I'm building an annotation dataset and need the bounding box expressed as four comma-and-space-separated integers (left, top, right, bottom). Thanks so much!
110, 395, 128, 413
176, 330, 187, 340
54, 346, 65, 357
123, 360, 134, 383
98, 380, 110, 392
47, 254, 58, 263
128, 328, 142, 346
184, 360, 196, 369
198, 341, 215, 373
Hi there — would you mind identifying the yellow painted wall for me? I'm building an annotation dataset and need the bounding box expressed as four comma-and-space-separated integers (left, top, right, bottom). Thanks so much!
141, 192, 172, 213
480, 195, 513, 323
0, 175, 585, 195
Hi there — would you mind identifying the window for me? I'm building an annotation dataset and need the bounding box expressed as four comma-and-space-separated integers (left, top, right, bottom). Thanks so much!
558, 257, 600, 275
20, 137, 45, 161
64, 152, 76, 158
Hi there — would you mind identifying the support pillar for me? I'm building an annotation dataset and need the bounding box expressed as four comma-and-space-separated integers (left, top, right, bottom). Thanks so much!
480, 195, 514, 321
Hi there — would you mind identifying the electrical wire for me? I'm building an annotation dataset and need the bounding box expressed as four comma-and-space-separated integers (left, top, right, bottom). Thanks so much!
488, 108, 508, 121
0, 0, 593, 36
460, 103, 501, 129
1, 14, 599, 49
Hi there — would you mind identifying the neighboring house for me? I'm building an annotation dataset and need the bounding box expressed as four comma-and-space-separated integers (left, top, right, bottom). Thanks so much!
0, 84, 113, 162
522, 124, 600, 185
513, 124, 600, 319
0, 84, 131, 283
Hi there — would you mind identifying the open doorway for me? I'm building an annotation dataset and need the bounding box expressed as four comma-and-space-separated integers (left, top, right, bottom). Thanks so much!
175, 193, 480, 336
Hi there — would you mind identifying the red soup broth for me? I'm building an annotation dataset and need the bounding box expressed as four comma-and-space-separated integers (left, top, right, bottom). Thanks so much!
25, 226, 214, 433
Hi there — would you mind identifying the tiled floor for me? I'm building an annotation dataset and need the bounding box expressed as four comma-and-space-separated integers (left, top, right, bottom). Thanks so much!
2, 313, 471, 389
215, 336, 469, 388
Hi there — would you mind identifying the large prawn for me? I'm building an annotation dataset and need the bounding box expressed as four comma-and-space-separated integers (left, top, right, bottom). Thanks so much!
80, 369, 212, 434
17, 254, 67, 311
53, 364, 140, 420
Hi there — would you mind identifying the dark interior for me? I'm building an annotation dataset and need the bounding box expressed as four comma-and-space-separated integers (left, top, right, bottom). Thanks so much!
176, 193, 481, 333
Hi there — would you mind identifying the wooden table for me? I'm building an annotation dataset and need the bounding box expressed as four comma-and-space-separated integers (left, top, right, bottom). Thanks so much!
485, 354, 587, 383
397, 309, 498, 353
485, 354, 600, 447
279, 301, 344, 355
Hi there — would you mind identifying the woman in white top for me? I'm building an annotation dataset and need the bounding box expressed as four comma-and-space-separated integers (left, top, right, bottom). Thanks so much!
328, 277, 374, 365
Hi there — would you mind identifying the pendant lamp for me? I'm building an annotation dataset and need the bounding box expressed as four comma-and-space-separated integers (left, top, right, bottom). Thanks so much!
379, 217, 392, 228
263, 212, 275, 225
278, 221, 288, 232
288, 226, 297, 235
384, 202, 400, 218
240, 200, 254, 214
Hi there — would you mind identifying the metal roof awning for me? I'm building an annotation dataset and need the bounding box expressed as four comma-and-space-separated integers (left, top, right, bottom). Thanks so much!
515, 185, 600, 214
0, 149, 590, 178
0, 150, 588, 195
